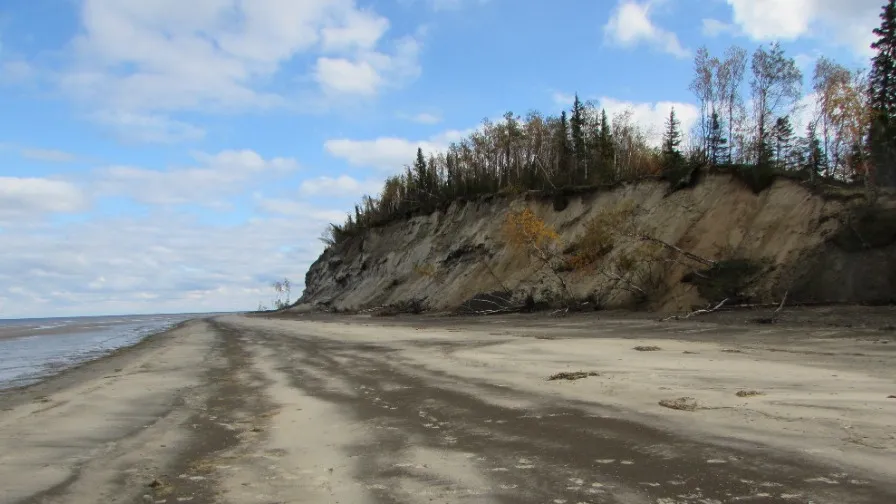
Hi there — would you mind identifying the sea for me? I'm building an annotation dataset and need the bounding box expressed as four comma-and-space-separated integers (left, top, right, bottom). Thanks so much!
0, 313, 221, 391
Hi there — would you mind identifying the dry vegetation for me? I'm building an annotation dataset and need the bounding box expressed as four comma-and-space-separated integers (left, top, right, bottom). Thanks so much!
497, 202, 722, 311
658, 397, 700, 412
547, 371, 600, 381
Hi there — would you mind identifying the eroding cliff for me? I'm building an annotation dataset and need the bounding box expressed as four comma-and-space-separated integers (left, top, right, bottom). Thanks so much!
297, 174, 896, 313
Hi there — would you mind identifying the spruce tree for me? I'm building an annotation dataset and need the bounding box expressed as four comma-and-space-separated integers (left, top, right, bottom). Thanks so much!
773, 116, 795, 171
570, 94, 587, 182
445, 152, 457, 197
868, 0, 896, 187
708, 112, 728, 167
413, 147, 428, 198
556, 111, 573, 186
662, 108, 685, 178
598, 109, 615, 178
805, 122, 827, 180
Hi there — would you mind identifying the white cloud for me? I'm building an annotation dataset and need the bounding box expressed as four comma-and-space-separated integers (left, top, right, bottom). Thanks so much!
315, 58, 383, 96
321, 9, 391, 52
94, 149, 299, 206
406, 112, 443, 124
726, 0, 813, 40
92, 111, 206, 144
701, 18, 737, 38
58, 0, 423, 140
599, 97, 700, 147
402, 0, 489, 11
0, 177, 88, 223
552, 92, 576, 107
603, 0, 690, 58
0, 211, 337, 317
724, 0, 882, 56
0, 60, 34, 83
324, 127, 473, 172
300, 175, 384, 197
19, 148, 79, 163
254, 196, 350, 222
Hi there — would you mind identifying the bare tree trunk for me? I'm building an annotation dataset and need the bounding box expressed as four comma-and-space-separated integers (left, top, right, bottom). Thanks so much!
637, 235, 716, 267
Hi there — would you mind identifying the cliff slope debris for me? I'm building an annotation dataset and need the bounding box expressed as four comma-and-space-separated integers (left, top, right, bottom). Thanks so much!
297, 175, 896, 314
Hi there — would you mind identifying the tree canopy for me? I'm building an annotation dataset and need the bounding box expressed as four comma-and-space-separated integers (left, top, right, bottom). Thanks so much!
321, 3, 895, 248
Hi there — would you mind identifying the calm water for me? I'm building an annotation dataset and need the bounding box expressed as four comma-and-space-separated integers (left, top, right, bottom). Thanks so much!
0, 313, 219, 390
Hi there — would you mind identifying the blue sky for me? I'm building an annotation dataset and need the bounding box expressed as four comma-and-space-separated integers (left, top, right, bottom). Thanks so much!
0, 0, 885, 318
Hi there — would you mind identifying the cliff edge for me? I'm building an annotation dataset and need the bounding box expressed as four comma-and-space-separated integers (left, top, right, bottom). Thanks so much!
295, 174, 896, 314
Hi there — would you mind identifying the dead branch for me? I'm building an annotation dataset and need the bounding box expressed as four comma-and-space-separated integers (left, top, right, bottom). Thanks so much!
775, 290, 789, 314
459, 295, 523, 316
754, 290, 789, 324
638, 235, 716, 267
661, 298, 729, 321
549, 307, 569, 317
604, 271, 648, 296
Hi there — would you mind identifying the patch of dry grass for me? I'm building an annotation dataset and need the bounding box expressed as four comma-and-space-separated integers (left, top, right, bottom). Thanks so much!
658, 397, 699, 411
736, 390, 764, 398
547, 371, 600, 381
634, 345, 661, 352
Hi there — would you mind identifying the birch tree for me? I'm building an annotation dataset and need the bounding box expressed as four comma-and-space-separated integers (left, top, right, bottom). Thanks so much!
750, 43, 803, 167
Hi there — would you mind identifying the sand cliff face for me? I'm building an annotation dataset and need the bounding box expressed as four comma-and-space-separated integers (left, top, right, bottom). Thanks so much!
298, 174, 896, 313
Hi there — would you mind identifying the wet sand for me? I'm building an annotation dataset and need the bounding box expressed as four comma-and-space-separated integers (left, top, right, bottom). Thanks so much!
1, 313, 894, 504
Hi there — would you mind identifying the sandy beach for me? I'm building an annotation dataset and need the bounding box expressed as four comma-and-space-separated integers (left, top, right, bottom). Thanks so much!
1, 312, 894, 504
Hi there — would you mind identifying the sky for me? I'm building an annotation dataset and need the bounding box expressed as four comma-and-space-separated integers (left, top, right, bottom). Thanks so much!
0, 0, 887, 318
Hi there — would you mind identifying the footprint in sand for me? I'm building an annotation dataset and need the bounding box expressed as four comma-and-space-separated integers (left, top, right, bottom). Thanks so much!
515, 458, 536, 469
805, 476, 839, 484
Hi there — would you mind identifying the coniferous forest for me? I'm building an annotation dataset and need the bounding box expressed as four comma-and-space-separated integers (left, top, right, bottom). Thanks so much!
322, 0, 896, 248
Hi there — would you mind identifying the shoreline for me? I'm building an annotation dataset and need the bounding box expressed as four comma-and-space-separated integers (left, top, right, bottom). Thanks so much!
0, 317, 203, 407
2, 313, 894, 503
